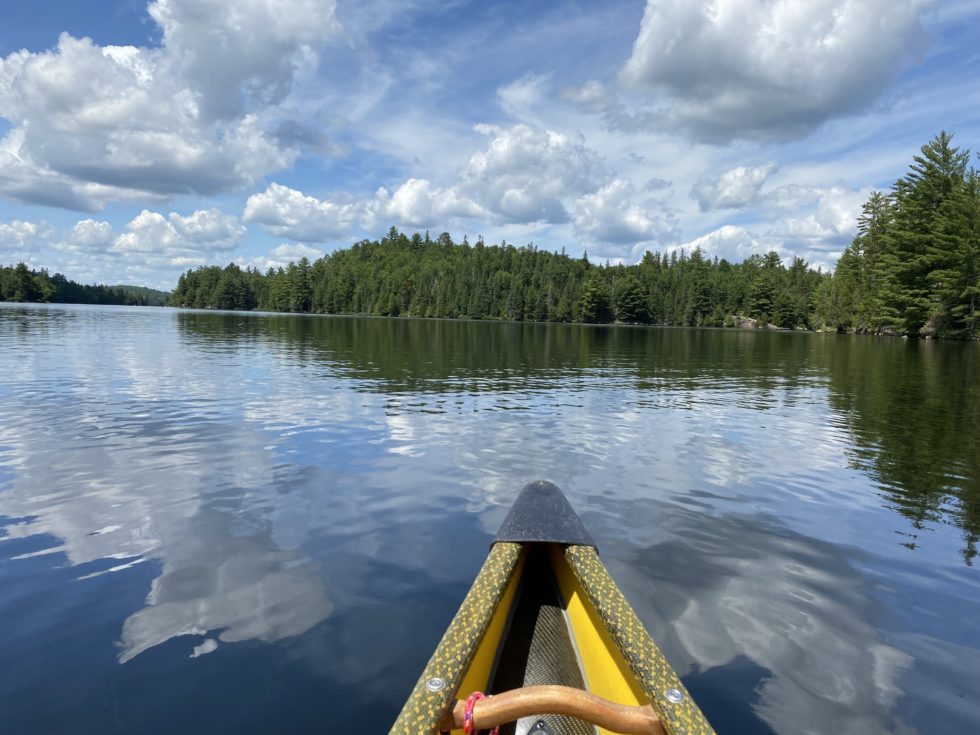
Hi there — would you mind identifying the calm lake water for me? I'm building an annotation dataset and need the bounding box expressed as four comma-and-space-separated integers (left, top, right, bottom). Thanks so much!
1, 303, 978, 734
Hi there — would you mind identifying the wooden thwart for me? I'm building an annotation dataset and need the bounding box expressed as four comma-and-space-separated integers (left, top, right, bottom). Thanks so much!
438, 685, 665, 735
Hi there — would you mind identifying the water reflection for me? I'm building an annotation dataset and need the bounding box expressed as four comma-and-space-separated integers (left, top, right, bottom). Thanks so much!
118, 506, 331, 663
174, 311, 828, 397
1, 304, 978, 735
0, 313, 334, 668
635, 508, 976, 735
825, 338, 980, 565
611, 508, 913, 734
175, 311, 980, 559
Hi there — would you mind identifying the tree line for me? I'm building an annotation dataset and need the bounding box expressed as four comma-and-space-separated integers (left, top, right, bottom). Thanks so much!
0, 263, 169, 306
815, 131, 979, 338
170, 134, 978, 338
7, 131, 976, 337
170, 233, 825, 329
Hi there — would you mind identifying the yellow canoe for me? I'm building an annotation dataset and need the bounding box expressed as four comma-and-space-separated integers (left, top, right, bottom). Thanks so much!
389, 481, 716, 735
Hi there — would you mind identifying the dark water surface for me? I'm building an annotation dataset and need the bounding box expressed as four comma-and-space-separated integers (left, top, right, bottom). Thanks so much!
1, 303, 978, 734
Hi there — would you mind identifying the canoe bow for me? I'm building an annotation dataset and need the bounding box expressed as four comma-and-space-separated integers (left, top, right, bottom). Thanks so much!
389, 482, 716, 735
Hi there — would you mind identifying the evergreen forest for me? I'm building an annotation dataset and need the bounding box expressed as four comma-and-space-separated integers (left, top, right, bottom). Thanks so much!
0, 263, 169, 306
170, 132, 980, 338
5, 132, 977, 338
169, 235, 824, 329
816, 131, 979, 338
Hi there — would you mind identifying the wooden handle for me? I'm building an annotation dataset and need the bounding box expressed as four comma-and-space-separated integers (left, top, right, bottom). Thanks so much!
437, 685, 664, 734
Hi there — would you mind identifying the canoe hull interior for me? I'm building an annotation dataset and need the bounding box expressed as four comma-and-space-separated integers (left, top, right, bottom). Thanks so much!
389, 482, 715, 735
459, 544, 646, 735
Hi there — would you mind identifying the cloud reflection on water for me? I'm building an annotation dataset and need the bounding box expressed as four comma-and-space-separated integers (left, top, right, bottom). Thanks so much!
2, 305, 979, 734
0, 307, 337, 665
0, 391, 335, 662
608, 509, 929, 734
118, 508, 331, 663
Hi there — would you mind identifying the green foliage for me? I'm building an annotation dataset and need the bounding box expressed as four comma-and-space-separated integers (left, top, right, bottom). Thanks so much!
11, 262, 41, 302
819, 131, 979, 338
929, 169, 980, 338
578, 273, 612, 323
169, 232, 825, 329
8, 130, 978, 341
747, 252, 782, 323
0, 264, 169, 305
613, 275, 649, 324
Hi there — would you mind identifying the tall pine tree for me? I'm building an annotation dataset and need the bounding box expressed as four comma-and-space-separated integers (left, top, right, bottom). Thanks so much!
884, 131, 970, 335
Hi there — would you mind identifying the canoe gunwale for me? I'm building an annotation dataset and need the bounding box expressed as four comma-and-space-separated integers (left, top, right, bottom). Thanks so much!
388, 542, 522, 734
388, 542, 716, 735
388, 480, 715, 735
563, 545, 716, 735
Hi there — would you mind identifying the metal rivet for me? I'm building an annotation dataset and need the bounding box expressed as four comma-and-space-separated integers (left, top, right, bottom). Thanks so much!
425, 677, 446, 692
665, 688, 685, 704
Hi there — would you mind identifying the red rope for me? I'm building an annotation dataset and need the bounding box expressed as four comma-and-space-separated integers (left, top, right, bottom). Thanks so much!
462, 691, 499, 735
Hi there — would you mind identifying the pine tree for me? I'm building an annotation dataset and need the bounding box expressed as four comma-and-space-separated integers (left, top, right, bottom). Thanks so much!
853, 191, 893, 331
577, 273, 611, 323
748, 252, 781, 324
12, 262, 41, 302
929, 169, 980, 337
613, 275, 649, 323
885, 131, 970, 335
286, 258, 313, 312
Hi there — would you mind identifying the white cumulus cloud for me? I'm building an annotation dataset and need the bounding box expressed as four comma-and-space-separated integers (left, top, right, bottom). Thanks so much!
691, 163, 778, 211
53, 219, 116, 253
0, 219, 44, 250
148, 0, 339, 120
461, 124, 607, 224
0, 0, 339, 210
169, 209, 247, 247
677, 225, 766, 262
363, 124, 675, 250
620, 0, 933, 140
244, 183, 360, 242
373, 178, 484, 229
71, 220, 115, 248
112, 209, 245, 257
769, 186, 867, 250
0, 218, 54, 269
571, 179, 676, 245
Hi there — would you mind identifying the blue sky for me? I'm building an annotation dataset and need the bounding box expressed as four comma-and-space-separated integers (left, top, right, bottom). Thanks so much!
1, 0, 978, 288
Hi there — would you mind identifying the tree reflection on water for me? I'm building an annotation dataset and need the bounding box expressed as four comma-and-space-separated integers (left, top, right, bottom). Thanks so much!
177, 312, 980, 564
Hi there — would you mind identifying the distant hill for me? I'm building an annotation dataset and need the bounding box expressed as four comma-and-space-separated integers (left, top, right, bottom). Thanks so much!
1, 264, 169, 306
107, 284, 171, 306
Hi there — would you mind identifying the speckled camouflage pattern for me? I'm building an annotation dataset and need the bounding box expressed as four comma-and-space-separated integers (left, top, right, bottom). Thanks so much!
388, 542, 522, 734
564, 545, 717, 735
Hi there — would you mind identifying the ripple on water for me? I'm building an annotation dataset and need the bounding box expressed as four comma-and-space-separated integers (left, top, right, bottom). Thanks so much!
1, 305, 978, 734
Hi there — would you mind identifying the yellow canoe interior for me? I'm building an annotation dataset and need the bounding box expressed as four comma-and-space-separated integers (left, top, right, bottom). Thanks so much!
388, 482, 715, 735
454, 543, 648, 735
